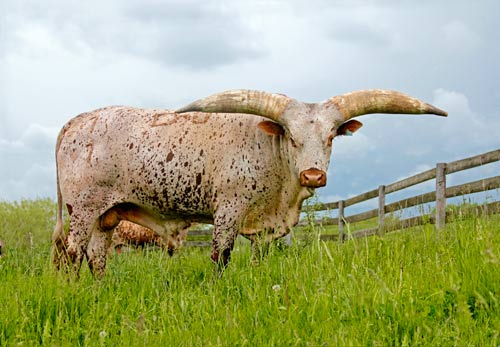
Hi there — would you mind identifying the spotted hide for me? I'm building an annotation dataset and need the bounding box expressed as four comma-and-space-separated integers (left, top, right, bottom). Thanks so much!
52, 89, 446, 277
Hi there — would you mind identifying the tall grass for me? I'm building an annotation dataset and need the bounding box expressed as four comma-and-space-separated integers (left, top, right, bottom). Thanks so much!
0, 199, 499, 346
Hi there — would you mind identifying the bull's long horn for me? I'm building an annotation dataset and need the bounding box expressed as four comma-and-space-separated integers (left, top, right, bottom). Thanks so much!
176, 89, 291, 122
326, 89, 447, 120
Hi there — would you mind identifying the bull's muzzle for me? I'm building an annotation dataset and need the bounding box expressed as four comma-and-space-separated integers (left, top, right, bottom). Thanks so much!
299, 168, 327, 188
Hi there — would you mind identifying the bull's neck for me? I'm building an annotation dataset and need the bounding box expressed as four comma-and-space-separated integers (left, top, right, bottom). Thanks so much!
272, 134, 315, 211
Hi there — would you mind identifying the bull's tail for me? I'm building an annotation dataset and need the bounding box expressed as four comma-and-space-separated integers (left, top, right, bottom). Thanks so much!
52, 126, 68, 269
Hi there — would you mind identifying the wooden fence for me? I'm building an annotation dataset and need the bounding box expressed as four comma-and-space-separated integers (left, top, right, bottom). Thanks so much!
299, 148, 500, 241
184, 148, 500, 247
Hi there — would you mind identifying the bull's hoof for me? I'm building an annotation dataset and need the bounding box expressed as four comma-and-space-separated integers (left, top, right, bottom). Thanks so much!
211, 248, 231, 273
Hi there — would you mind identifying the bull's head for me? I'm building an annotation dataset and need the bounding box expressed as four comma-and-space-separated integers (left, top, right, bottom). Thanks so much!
177, 90, 447, 189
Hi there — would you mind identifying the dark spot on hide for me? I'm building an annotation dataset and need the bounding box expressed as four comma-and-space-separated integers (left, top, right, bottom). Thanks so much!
167, 152, 174, 162
196, 173, 202, 186
129, 143, 134, 149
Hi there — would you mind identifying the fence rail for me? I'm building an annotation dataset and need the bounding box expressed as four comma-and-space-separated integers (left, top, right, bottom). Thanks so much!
300, 148, 500, 241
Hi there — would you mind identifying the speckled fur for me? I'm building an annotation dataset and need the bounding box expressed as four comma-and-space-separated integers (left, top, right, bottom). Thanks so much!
52, 100, 351, 277
52, 89, 443, 277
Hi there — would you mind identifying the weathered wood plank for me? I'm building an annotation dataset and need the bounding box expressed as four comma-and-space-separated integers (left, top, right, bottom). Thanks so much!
348, 227, 378, 239
446, 149, 500, 174
385, 191, 436, 214
314, 201, 339, 211
385, 168, 436, 194
446, 175, 500, 198
344, 188, 379, 207
345, 208, 378, 224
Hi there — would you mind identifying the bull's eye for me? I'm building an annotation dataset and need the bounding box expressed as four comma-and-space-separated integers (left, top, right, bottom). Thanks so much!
327, 134, 334, 146
290, 137, 297, 148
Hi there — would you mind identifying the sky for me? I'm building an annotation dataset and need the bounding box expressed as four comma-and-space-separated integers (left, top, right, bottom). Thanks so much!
1, 0, 499, 214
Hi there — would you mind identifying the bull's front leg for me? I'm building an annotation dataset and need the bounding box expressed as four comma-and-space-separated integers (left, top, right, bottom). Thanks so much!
212, 208, 242, 269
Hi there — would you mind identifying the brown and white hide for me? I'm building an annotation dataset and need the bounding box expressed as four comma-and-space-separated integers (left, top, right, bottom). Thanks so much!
52, 89, 446, 277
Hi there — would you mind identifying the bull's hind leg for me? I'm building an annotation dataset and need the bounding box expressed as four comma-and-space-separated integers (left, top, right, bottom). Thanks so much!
86, 208, 120, 278
86, 226, 114, 278
65, 209, 99, 275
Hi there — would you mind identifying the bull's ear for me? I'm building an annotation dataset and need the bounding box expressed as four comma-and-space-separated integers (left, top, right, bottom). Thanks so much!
257, 121, 285, 136
337, 120, 363, 136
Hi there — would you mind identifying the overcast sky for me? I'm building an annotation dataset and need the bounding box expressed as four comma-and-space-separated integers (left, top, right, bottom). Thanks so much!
1, 0, 499, 211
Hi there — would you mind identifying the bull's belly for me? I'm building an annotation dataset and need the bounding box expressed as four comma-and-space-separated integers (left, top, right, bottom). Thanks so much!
128, 185, 214, 221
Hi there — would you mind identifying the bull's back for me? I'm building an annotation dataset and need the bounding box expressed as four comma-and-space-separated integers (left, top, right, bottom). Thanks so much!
57, 106, 289, 219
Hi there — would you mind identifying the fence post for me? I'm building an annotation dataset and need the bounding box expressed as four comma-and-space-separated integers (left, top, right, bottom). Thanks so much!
378, 185, 386, 236
338, 200, 345, 242
436, 163, 447, 230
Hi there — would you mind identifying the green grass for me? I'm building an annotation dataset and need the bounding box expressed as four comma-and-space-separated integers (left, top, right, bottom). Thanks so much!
1, 199, 499, 346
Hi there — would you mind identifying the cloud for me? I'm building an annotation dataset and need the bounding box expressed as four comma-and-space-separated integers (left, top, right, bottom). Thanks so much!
1, 0, 266, 70
441, 20, 482, 52
324, 6, 398, 48
0, 124, 57, 201
431, 89, 500, 156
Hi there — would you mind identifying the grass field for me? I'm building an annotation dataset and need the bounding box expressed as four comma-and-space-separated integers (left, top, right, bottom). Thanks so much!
1, 199, 499, 346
